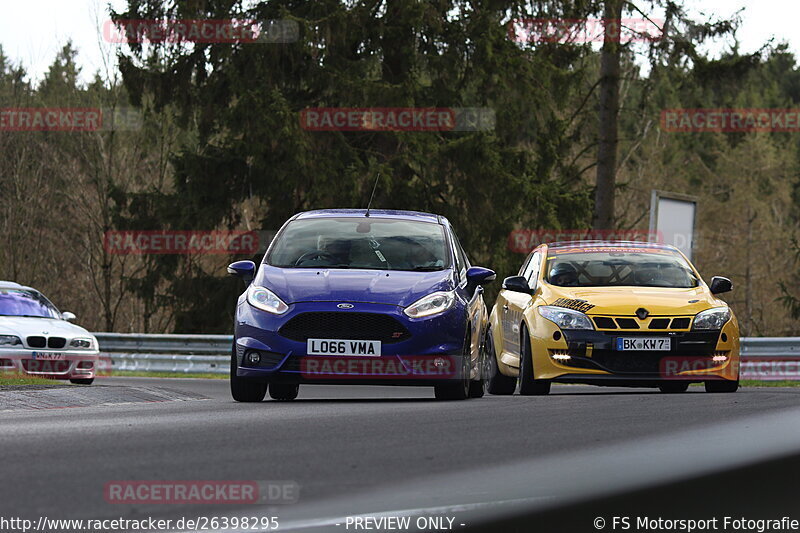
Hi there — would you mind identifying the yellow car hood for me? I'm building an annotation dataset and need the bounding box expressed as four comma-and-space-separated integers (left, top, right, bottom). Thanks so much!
542, 285, 722, 316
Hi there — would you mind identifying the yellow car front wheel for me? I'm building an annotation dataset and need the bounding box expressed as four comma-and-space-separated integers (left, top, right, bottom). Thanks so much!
705, 380, 739, 393
486, 330, 516, 395
519, 326, 551, 396
658, 382, 689, 393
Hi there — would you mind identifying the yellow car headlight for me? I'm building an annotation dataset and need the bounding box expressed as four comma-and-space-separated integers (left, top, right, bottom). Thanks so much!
693, 307, 731, 330
538, 306, 594, 330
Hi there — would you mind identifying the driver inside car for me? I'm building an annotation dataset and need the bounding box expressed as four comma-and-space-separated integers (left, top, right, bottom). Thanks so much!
549, 262, 580, 287
395, 241, 439, 270
295, 236, 352, 266
317, 236, 351, 265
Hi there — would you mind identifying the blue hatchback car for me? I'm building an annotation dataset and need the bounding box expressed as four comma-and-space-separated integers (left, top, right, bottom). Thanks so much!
227, 209, 496, 401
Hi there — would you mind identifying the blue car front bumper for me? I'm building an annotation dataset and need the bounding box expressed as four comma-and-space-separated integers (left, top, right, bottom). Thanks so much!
233, 300, 469, 384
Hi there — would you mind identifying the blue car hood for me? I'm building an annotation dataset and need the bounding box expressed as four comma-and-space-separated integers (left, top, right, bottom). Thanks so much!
255, 266, 455, 307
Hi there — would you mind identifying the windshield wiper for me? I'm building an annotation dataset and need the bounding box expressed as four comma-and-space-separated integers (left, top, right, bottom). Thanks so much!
407, 266, 444, 271
291, 264, 352, 269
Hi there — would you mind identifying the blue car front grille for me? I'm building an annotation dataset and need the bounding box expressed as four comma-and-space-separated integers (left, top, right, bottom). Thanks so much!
278, 312, 411, 344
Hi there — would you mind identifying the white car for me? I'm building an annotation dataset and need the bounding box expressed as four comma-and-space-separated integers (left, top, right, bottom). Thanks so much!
0, 281, 99, 384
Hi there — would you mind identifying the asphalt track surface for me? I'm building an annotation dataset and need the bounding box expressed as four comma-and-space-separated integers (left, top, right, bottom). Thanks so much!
3, 378, 800, 532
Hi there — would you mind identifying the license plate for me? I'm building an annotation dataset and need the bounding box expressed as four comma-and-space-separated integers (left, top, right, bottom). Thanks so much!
32, 352, 65, 360
307, 339, 381, 356
615, 337, 671, 351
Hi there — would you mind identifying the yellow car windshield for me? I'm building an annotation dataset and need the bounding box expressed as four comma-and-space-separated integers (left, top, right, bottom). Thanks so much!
545, 249, 699, 288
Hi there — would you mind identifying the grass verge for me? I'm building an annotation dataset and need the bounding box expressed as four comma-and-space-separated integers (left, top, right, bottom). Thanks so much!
741, 380, 800, 387
107, 371, 226, 379
0, 371, 226, 385
0, 376, 64, 386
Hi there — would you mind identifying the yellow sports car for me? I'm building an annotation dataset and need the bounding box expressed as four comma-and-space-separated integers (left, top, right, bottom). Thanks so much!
486, 241, 739, 395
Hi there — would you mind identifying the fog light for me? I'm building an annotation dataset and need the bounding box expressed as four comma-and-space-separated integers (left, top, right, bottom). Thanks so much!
247, 351, 261, 365
433, 357, 446, 367
552, 353, 571, 362
712, 355, 728, 362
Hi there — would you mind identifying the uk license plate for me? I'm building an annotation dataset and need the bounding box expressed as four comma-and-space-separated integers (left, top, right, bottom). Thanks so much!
615, 337, 671, 351
307, 339, 381, 356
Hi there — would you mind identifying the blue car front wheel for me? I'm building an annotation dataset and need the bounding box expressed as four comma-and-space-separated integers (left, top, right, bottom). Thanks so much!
230, 343, 268, 402
269, 383, 299, 401
434, 331, 471, 401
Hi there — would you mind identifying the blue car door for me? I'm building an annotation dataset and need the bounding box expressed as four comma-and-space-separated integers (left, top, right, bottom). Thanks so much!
448, 228, 483, 376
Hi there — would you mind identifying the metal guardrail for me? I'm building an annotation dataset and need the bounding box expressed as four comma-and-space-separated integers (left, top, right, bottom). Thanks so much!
95, 334, 800, 379
740, 337, 800, 380
740, 337, 800, 358
95, 333, 231, 375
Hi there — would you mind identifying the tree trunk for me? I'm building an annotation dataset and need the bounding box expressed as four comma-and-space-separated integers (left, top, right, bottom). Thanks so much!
593, 0, 623, 230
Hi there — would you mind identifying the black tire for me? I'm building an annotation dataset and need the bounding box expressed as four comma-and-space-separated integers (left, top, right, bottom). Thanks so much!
435, 380, 469, 400
69, 378, 94, 385
659, 382, 689, 393
435, 339, 471, 400
468, 332, 488, 398
518, 326, 550, 396
486, 330, 516, 395
269, 383, 299, 401
468, 378, 485, 398
705, 379, 739, 393
230, 345, 267, 402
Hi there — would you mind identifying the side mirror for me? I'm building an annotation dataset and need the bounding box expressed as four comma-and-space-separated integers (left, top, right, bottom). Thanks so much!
227, 260, 256, 284
466, 266, 496, 294
61, 311, 76, 322
709, 276, 733, 295
466, 266, 496, 286
502, 275, 533, 295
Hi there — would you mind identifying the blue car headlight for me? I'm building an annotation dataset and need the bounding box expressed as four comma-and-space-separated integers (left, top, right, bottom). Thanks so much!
404, 291, 455, 318
247, 285, 289, 315
693, 307, 731, 330
538, 306, 594, 330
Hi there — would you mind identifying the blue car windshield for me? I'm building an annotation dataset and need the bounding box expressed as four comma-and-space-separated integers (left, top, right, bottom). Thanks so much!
268, 218, 449, 271
0, 289, 61, 318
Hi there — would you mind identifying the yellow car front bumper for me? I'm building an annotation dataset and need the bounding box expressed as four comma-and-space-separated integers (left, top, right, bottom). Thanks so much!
528, 317, 740, 384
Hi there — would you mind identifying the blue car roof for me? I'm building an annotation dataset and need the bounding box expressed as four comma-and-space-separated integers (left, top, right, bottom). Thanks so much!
293, 209, 444, 224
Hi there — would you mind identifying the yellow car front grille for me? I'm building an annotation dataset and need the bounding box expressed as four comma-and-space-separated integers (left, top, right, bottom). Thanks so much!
591, 316, 693, 331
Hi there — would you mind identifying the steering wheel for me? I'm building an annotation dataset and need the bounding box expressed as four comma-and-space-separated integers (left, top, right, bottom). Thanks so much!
295, 250, 338, 266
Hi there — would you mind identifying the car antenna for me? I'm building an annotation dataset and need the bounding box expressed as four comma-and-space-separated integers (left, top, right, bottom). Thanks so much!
365, 172, 380, 218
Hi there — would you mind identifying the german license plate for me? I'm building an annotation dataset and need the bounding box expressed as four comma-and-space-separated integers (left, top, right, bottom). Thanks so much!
307, 339, 381, 356
32, 352, 65, 360
615, 337, 671, 351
